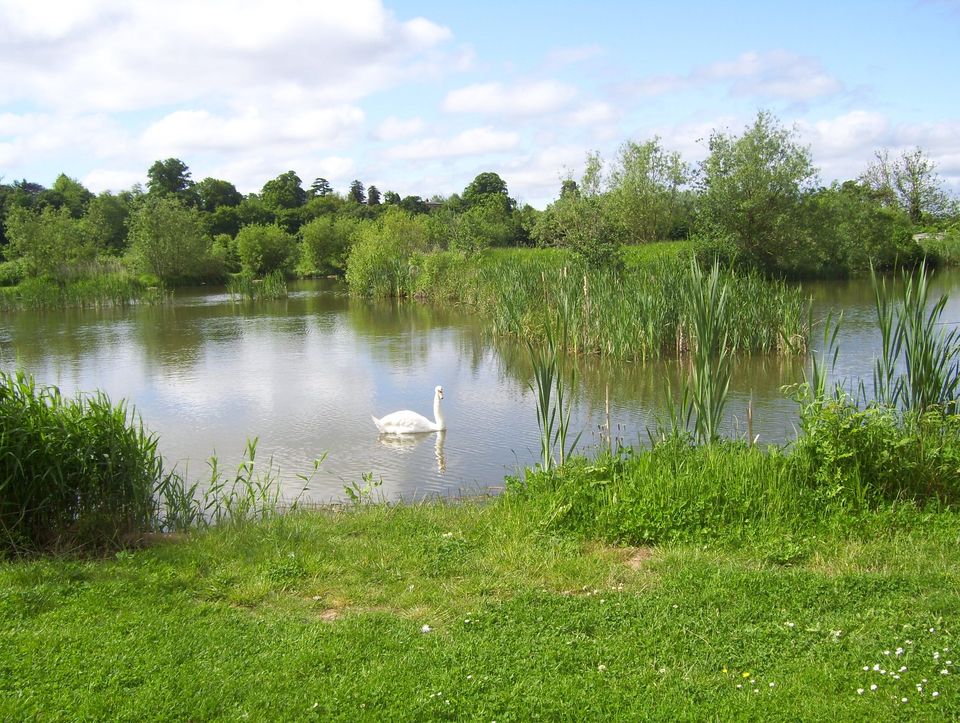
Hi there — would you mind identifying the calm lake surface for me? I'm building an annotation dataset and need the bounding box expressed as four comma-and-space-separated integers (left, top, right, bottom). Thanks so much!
3, 271, 960, 502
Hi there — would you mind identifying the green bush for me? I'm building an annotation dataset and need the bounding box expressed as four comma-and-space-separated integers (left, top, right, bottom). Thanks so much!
345, 208, 433, 297
0, 371, 167, 553
235, 224, 297, 276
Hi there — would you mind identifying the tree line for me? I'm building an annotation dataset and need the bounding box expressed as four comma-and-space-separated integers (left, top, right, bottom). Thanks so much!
0, 110, 956, 288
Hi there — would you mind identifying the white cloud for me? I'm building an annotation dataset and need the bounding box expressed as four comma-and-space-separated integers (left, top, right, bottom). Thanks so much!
386, 126, 519, 160
442, 80, 578, 116
0, 1, 454, 112
626, 50, 843, 102
82, 168, 145, 194
374, 116, 426, 141
141, 105, 365, 157
544, 44, 605, 68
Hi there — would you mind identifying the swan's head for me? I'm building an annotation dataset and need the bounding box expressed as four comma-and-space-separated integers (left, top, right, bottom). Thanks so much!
435, 385, 444, 400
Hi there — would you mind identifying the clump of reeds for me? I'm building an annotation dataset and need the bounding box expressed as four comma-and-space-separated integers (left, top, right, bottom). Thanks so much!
0, 371, 166, 553
227, 270, 288, 301
871, 263, 960, 413
0, 273, 153, 312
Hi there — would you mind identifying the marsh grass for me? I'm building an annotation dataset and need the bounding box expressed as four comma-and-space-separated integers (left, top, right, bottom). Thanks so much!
348, 246, 809, 362
0, 273, 154, 311
227, 270, 289, 301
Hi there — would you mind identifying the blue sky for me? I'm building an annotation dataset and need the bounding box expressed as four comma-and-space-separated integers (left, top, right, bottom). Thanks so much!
1, 0, 958, 207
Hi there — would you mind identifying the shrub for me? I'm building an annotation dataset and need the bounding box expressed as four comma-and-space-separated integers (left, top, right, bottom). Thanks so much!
235, 224, 297, 276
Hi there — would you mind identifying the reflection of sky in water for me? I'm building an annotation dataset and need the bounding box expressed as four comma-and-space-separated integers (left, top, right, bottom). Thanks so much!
2, 271, 959, 502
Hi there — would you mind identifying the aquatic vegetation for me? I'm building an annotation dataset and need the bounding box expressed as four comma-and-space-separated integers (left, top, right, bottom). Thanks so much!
226, 269, 289, 301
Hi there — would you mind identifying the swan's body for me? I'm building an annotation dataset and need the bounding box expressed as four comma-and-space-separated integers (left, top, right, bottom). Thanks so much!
372, 386, 445, 434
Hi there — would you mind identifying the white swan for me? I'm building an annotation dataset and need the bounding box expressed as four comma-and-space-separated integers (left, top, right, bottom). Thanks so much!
372, 386, 446, 434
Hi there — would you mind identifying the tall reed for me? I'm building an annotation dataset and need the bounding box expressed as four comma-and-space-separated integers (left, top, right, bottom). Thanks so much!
682, 258, 732, 443
871, 263, 960, 412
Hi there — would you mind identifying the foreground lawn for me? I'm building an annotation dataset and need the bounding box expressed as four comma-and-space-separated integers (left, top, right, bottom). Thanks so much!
1, 500, 958, 721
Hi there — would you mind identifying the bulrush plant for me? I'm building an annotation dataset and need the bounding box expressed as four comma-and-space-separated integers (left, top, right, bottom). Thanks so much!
226, 269, 288, 302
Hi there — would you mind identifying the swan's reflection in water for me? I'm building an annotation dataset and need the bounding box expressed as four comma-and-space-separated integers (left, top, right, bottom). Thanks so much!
377, 430, 446, 474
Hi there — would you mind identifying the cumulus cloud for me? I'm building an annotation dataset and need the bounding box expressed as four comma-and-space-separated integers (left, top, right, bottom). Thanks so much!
0, 0, 454, 111
374, 116, 426, 141
625, 50, 843, 102
386, 126, 519, 160
442, 80, 578, 116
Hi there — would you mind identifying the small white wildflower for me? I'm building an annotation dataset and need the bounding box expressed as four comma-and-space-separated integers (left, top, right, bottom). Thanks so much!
883, 650, 891, 656
873, 664, 881, 671
899, 666, 907, 672
750, 679, 755, 684
863, 666, 869, 671
870, 684, 878, 691
893, 674, 900, 680
753, 688, 759, 693
672, 604, 678, 609
932, 691, 940, 698
930, 627, 936, 633
945, 647, 952, 652
901, 697, 908, 703
467, 675, 473, 680
421, 624, 432, 633
947, 660, 954, 666
857, 688, 864, 695
832, 630, 842, 638
934, 652, 941, 660
906, 640, 913, 645
786, 621, 795, 628
769, 682, 775, 688
895, 647, 904, 656
442, 532, 453, 538
599, 599, 605, 604
598, 664, 607, 672
736, 684, 743, 689
941, 669, 949, 675
880, 670, 886, 675
922, 678, 928, 683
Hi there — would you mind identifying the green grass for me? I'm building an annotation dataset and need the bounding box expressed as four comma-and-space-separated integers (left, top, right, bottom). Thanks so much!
1, 500, 958, 720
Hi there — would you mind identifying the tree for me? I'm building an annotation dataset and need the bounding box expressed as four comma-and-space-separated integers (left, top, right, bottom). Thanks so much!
697, 111, 817, 272
128, 196, 210, 283
463, 172, 512, 209
348, 180, 366, 204
260, 171, 306, 211
146, 158, 195, 200
83, 192, 133, 254
235, 224, 297, 276
532, 155, 622, 268
46, 174, 94, 218
383, 190, 401, 205
299, 215, 360, 275
309, 177, 332, 197
560, 179, 579, 198
367, 185, 382, 206
4, 206, 94, 279
607, 137, 690, 242
453, 196, 519, 253
861, 147, 953, 224
399, 195, 429, 215
195, 177, 242, 212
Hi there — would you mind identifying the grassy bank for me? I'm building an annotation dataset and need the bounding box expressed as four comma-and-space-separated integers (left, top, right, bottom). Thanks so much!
1, 500, 957, 720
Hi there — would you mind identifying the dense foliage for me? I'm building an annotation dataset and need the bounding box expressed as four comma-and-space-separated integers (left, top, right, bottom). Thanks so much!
1, 110, 956, 304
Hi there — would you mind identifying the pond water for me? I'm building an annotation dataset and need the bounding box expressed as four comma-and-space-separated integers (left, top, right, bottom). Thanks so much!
3, 271, 960, 502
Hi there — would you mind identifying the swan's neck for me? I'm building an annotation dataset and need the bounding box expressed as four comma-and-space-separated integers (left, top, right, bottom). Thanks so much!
433, 394, 445, 430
